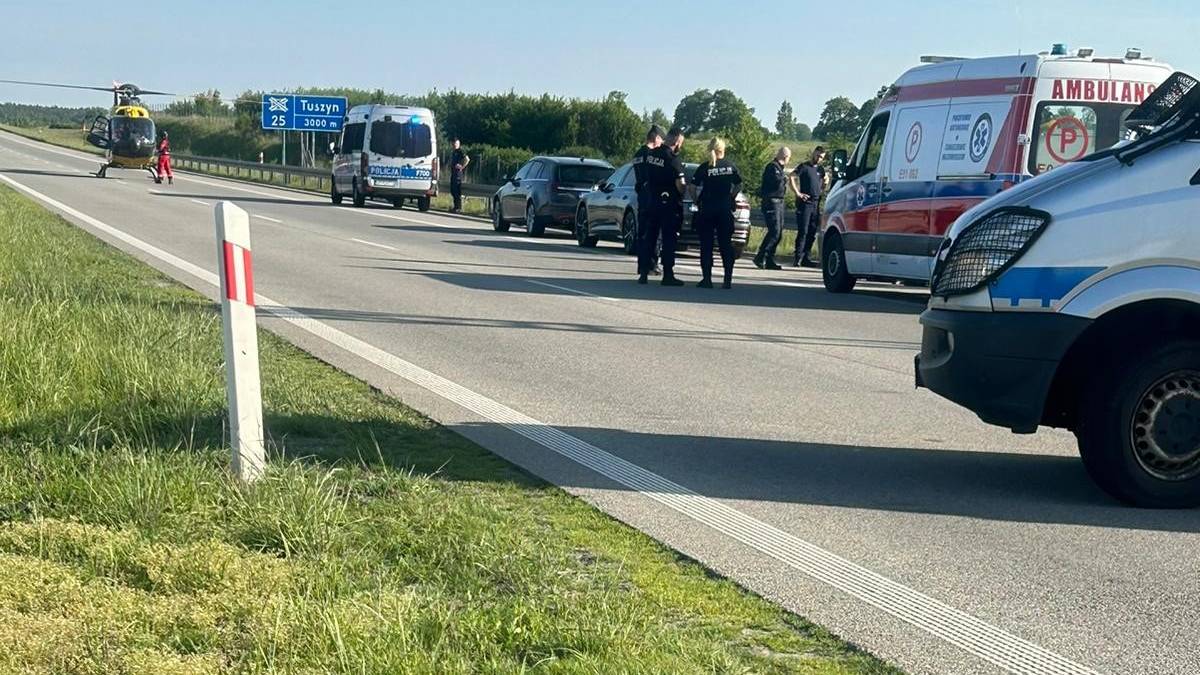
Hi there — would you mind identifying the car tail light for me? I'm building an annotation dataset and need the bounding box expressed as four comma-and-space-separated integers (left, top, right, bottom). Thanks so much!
431, 161, 439, 183
360, 152, 369, 176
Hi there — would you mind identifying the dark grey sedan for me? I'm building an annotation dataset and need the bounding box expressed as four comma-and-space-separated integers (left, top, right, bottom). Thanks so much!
573, 162, 752, 257
491, 156, 614, 236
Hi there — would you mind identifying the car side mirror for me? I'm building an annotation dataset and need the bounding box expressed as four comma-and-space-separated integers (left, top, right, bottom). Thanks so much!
511, 177, 521, 186
328, 144, 339, 156
600, 182, 614, 193
831, 149, 850, 181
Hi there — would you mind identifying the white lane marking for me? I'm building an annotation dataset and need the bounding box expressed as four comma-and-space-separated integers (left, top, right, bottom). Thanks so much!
527, 279, 621, 303
349, 237, 397, 252
253, 214, 283, 224
189, 199, 209, 207
0, 170, 1098, 675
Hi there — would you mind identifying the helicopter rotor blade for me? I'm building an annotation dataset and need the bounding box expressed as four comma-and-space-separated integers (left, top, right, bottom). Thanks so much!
0, 79, 117, 92
132, 89, 175, 96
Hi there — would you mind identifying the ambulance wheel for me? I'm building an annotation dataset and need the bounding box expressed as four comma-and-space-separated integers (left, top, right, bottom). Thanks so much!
526, 202, 544, 237
1076, 339, 1200, 508
621, 210, 638, 255
822, 231, 856, 293
352, 180, 365, 208
417, 196, 431, 212
492, 201, 509, 232
330, 181, 342, 205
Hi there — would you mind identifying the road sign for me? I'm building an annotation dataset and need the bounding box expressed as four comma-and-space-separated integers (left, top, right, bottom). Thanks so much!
260, 94, 346, 132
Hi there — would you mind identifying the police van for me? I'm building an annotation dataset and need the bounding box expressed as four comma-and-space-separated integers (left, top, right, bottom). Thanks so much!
916, 71, 1200, 508
822, 47, 1173, 292
331, 104, 438, 210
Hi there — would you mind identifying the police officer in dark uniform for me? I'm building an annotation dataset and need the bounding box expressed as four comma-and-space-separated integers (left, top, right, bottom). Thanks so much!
631, 126, 662, 276
639, 126, 687, 286
691, 137, 742, 289
790, 146, 827, 267
448, 138, 470, 213
754, 146, 791, 270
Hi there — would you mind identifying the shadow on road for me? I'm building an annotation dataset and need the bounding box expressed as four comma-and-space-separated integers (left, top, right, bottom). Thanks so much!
0, 168, 104, 179
453, 423, 1200, 533
279, 305, 921, 351
345, 263, 926, 314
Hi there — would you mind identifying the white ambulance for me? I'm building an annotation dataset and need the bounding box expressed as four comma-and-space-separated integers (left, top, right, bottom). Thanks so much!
331, 104, 439, 211
916, 71, 1200, 507
822, 47, 1173, 292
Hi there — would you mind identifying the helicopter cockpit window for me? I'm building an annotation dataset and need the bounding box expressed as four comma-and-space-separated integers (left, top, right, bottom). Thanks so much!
109, 117, 156, 158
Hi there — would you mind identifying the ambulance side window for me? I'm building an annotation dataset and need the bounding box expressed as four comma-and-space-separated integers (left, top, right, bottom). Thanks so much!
858, 112, 891, 177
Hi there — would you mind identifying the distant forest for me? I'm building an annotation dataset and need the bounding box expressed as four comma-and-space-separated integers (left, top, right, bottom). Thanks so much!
0, 103, 105, 128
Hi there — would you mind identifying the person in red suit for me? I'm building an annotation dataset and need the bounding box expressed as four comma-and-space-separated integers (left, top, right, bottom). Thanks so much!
156, 130, 173, 185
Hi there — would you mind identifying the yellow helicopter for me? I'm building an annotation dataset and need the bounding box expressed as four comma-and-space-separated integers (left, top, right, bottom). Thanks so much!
0, 79, 173, 178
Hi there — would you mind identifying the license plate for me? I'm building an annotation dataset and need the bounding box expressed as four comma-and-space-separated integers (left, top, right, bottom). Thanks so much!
374, 179, 396, 187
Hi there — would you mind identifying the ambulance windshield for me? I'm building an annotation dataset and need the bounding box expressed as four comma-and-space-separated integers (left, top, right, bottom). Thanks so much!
1029, 103, 1136, 175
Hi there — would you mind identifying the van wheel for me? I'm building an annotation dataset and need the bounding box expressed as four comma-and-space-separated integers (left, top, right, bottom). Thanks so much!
417, 196, 431, 212
575, 208, 598, 247
391, 197, 404, 209
1076, 340, 1200, 508
352, 180, 365, 208
526, 202, 544, 237
620, 210, 639, 255
822, 231, 857, 293
492, 201, 509, 232
330, 180, 342, 205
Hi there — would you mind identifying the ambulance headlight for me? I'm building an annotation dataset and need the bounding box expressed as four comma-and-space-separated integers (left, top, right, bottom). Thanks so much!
932, 207, 1050, 297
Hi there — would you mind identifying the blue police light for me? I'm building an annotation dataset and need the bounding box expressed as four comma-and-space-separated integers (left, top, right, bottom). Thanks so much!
1051, 43, 1068, 56
410, 115, 422, 124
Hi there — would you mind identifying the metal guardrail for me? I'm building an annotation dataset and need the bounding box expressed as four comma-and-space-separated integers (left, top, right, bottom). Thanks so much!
172, 154, 497, 203
171, 154, 790, 228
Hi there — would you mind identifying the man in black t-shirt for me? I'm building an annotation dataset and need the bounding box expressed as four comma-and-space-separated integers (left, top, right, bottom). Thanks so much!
639, 127, 687, 286
449, 138, 470, 213
790, 146, 827, 267
691, 138, 742, 289
753, 146, 791, 270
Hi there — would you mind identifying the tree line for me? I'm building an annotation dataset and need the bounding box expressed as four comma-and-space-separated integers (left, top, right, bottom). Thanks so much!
3, 84, 891, 184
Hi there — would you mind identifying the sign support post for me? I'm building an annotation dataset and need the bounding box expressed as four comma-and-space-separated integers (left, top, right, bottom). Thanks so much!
215, 202, 266, 482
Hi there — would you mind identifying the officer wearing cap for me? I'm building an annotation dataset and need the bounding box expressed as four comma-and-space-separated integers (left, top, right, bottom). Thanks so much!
691, 137, 742, 289
639, 126, 687, 286
631, 126, 663, 276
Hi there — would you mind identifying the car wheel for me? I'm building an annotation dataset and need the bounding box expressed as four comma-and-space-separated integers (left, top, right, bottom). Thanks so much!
330, 179, 342, 205
492, 200, 510, 232
526, 202, 544, 237
352, 180, 365, 208
418, 196, 431, 212
822, 231, 856, 293
621, 210, 638, 256
575, 208, 598, 247
1077, 340, 1200, 507
391, 197, 404, 209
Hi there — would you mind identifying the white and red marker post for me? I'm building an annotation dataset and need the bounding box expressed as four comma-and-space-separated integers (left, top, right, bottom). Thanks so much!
215, 202, 266, 482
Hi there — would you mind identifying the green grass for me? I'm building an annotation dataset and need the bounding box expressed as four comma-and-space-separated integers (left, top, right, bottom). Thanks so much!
0, 186, 897, 673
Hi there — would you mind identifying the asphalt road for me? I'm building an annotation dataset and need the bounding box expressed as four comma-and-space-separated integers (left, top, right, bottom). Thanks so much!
3, 131, 1197, 675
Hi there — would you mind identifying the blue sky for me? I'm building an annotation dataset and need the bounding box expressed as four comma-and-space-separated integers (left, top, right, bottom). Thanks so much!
2, 0, 1196, 127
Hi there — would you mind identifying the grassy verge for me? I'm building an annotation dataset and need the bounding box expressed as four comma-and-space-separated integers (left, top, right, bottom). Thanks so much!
0, 124, 102, 155
0, 186, 895, 673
